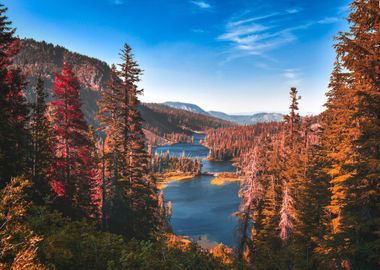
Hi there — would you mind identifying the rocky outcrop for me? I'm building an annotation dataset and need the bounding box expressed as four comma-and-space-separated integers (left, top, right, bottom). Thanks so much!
12, 38, 110, 126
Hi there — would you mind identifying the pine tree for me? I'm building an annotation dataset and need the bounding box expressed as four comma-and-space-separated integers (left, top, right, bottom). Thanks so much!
119, 43, 159, 239
321, 1, 380, 268
97, 63, 132, 235
0, 177, 46, 269
0, 5, 29, 187
255, 138, 283, 267
236, 147, 264, 262
296, 136, 331, 270
50, 62, 99, 220
88, 125, 102, 216
97, 44, 160, 239
30, 76, 53, 202
279, 87, 302, 243
97, 64, 126, 231
284, 87, 301, 144
279, 183, 295, 242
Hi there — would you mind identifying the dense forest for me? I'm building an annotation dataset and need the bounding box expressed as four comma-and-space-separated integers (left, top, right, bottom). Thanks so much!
0, 4, 234, 269
204, 122, 284, 162
207, 1, 379, 268
0, 1, 379, 270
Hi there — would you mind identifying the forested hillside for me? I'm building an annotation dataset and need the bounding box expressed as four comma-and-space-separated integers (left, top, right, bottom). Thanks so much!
0, 6, 235, 269
162, 101, 284, 125
0, 1, 379, 270
11, 38, 232, 142
144, 103, 234, 134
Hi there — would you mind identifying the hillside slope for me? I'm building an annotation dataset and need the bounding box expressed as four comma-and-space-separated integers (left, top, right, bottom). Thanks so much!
163, 101, 283, 125
144, 103, 234, 135
12, 39, 232, 140
208, 111, 283, 125
12, 38, 109, 126
162, 101, 209, 115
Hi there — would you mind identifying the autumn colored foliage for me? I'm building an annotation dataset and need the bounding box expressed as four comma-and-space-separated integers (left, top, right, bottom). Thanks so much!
50, 62, 100, 219
151, 151, 202, 175
0, 1, 379, 269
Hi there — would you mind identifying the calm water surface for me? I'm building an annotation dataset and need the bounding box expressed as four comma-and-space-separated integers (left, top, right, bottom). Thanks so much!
154, 134, 240, 247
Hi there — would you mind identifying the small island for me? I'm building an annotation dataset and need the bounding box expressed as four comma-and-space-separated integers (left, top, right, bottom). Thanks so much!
155, 172, 197, 189
210, 172, 241, 186
151, 150, 202, 189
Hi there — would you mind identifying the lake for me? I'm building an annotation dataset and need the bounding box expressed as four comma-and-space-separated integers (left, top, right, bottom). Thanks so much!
154, 134, 240, 247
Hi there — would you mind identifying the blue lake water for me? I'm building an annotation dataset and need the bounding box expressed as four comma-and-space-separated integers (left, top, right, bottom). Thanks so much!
154, 134, 240, 247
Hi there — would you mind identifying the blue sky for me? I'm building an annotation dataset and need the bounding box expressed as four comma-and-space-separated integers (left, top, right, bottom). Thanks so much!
7, 0, 350, 114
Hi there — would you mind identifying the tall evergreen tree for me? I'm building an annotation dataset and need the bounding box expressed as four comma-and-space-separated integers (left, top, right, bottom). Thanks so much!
284, 87, 301, 144
29, 76, 53, 202
321, 1, 380, 268
279, 183, 295, 242
50, 62, 99, 220
254, 137, 283, 268
119, 43, 159, 239
296, 133, 331, 270
236, 147, 264, 262
97, 64, 130, 234
98, 45, 160, 239
88, 125, 102, 215
279, 87, 301, 243
0, 5, 29, 187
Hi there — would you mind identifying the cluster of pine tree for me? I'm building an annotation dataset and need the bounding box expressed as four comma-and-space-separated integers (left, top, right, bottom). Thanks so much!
164, 133, 194, 144
0, 4, 232, 269
235, 87, 324, 269
232, 1, 379, 268
204, 123, 283, 161
96, 44, 160, 239
0, 0, 378, 269
151, 151, 202, 175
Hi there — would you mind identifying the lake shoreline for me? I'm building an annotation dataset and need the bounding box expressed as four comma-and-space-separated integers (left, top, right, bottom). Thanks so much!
154, 133, 240, 247
211, 176, 241, 186
155, 172, 199, 189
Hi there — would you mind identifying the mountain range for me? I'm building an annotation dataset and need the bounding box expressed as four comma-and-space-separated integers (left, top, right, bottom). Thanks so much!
11, 39, 233, 144
12, 39, 281, 145
162, 102, 283, 125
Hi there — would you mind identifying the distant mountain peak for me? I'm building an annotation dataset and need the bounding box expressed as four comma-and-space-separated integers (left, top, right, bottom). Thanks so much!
163, 101, 209, 116
162, 102, 283, 125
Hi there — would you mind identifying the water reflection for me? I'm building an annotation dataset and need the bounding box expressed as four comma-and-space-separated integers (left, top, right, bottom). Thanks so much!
154, 134, 240, 247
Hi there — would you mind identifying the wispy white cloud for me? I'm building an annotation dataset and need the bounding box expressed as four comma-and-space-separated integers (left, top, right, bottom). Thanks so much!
283, 69, 298, 79
190, 1, 211, 9
286, 8, 301, 14
217, 7, 332, 64
318, 17, 339, 24
218, 11, 309, 62
227, 12, 280, 28
283, 69, 302, 86
218, 24, 273, 42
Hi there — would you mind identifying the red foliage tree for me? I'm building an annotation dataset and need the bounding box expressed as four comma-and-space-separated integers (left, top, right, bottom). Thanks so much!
50, 62, 100, 219
0, 5, 29, 187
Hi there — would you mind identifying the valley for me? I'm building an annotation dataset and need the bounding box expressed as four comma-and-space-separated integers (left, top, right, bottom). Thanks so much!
13, 38, 280, 145
1, 1, 379, 269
